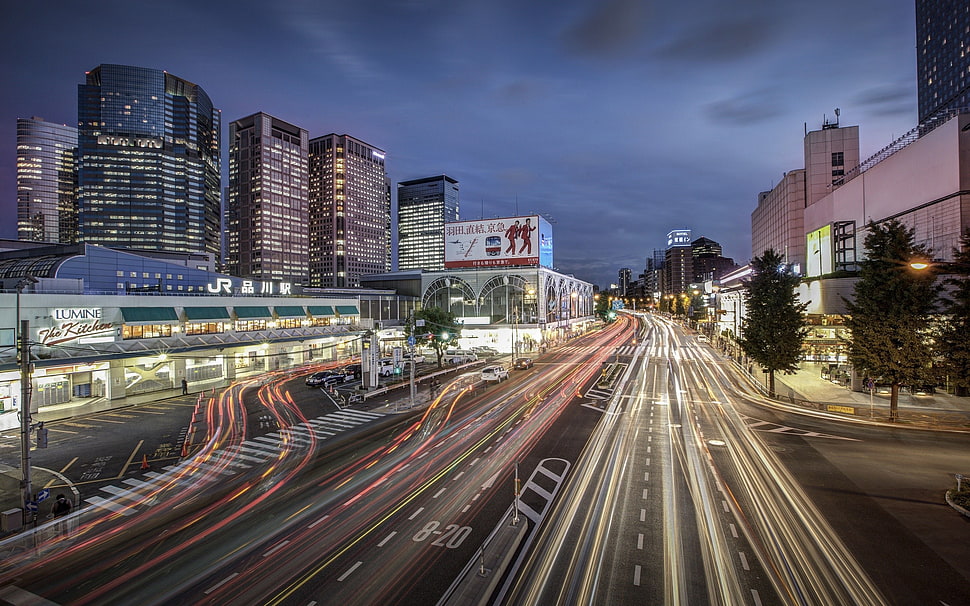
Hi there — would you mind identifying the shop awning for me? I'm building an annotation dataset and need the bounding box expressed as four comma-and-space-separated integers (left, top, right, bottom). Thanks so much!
233, 306, 272, 319
273, 306, 306, 318
120, 307, 178, 324
335, 305, 359, 315
307, 305, 334, 317
183, 306, 230, 321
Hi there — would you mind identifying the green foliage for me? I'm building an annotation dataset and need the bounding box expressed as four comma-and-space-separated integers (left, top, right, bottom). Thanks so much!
843, 220, 940, 417
407, 307, 462, 368
739, 249, 808, 395
938, 229, 970, 395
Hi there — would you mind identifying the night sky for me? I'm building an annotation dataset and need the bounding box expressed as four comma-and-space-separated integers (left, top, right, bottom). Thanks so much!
0, 0, 918, 288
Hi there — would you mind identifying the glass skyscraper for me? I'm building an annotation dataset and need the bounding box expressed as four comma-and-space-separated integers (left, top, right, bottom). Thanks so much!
917, 0, 970, 123
397, 175, 459, 271
77, 64, 221, 256
17, 117, 78, 243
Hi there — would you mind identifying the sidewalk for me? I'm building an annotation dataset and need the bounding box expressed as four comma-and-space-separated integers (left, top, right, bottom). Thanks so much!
750, 361, 970, 430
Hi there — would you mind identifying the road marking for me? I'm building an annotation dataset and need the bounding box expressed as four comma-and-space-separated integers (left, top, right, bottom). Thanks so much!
338, 561, 363, 582
637, 533, 643, 550
646, 446, 651, 454
469, 457, 480, 467
481, 471, 500, 490
739, 552, 749, 570
640, 508, 646, 522
633, 564, 642, 586
85, 495, 136, 516
645, 458, 650, 466
118, 440, 144, 478
729, 523, 738, 538
722, 500, 729, 512
204, 572, 239, 595
433, 487, 446, 499
644, 472, 649, 482
308, 514, 329, 529
751, 590, 763, 606
453, 471, 464, 481
378, 531, 396, 547
409, 507, 424, 520
262, 540, 290, 558
642, 488, 648, 499
462, 504, 471, 513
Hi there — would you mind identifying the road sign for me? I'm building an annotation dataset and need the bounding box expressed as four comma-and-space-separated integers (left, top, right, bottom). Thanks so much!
407, 336, 415, 346
36, 488, 50, 503
25, 501, 38, 512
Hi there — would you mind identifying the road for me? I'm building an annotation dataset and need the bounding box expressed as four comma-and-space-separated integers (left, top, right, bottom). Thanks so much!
503, 313, 970, 605
0, 318, 633, 605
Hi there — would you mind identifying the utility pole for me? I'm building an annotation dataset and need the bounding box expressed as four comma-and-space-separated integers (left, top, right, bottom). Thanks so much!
19, 319, 33, 526
409, 316, 423, 409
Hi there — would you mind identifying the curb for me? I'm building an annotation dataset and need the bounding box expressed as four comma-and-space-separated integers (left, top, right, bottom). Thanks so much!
944, 490, 970, 518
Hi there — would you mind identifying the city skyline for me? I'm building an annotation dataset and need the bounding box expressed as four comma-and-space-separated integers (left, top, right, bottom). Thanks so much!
1, 0, 918, 287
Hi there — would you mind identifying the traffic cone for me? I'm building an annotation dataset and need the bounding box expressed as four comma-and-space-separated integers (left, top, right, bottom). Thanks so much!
181, 441, 188, 457
141, 454, 150, 470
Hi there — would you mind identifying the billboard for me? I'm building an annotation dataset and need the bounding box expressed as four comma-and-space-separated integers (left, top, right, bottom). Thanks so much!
444, 215, 553, 269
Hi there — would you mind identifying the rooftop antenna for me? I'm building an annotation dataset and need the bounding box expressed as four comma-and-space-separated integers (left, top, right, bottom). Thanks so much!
834, 107, 840, 126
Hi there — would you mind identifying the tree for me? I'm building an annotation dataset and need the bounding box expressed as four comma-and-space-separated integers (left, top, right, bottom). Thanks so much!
938, 229, 970, 397
739, 249, 808, 397
406, 306, 462, 368
843, 220, 940, 421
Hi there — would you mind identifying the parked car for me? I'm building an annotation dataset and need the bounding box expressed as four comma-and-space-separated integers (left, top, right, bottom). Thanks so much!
472, 346, 500, 357
481, 365, 509, 382
403, 352, 425, 364
341, 364, 362, 379
696, 335, 708, 342
378, 359, 397, 377
445, 349, 478, 364
513, 357, 534, 370
306, 371, 342, 387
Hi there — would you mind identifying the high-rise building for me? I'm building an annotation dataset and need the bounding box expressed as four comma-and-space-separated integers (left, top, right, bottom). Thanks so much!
227, 113, 309, 282
397, 175, 459, 271
308, 134, 389, 288
917, 0, 970, 124
17, 117, 77, 243
618, 267, 632, 296
77, 64, 221, 256
664, 229, 692, 296
691, 236, 737, 282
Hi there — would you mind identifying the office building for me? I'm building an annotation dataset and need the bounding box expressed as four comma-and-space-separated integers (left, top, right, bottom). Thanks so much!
917, 0, 970, 124
308, 134, 390, 288
227, 113, 309, 283
752, 119, 859, 272
618, 268, 631, 296
397, 175, 459, 271
77, 64, 221, 256
691, 236, 736, 282
16, 117, 78, 243
663, 229, 692, 296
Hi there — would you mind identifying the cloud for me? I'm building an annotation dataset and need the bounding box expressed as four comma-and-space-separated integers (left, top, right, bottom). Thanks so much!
706, 88, 785, 125
561, 0, 650, 57
652, 15, 776, 63
850, 82, 915, 118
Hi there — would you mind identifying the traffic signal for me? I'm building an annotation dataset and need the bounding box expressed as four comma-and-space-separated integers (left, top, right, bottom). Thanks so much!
36, 424, 48, 449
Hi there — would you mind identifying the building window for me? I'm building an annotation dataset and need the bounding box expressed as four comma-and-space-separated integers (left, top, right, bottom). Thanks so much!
832, 169, 844, 177
122, 324, 174, 339
831, 152, 844, 166
185, 321, 225, 335
234, 319, 267, 332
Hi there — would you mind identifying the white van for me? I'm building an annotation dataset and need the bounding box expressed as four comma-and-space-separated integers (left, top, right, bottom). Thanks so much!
445, 349, 478, 364
481, 365, 508, 382
378, 358, 397, 377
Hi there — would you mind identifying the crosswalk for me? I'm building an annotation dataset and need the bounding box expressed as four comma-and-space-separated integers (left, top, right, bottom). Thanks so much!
83, 408, 384, 516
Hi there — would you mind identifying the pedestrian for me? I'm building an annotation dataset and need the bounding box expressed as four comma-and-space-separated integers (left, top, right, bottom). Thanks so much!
181, 377, 188, 395
51, 494, 71, 517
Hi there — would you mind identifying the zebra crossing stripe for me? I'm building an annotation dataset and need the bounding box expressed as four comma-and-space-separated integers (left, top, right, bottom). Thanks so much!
206, 451, 253, 469
85, 495, 136, 516
242, 439, 285, 452
222, 447, 271, 463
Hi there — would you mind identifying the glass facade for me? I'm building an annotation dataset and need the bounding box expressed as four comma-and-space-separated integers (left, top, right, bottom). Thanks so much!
77, 64, 221, 256
17, 117, 78, 243
227, 113, 309, 283
397, 175, 459, 271
308, 134, 390, 288
917, 0, 970, 123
